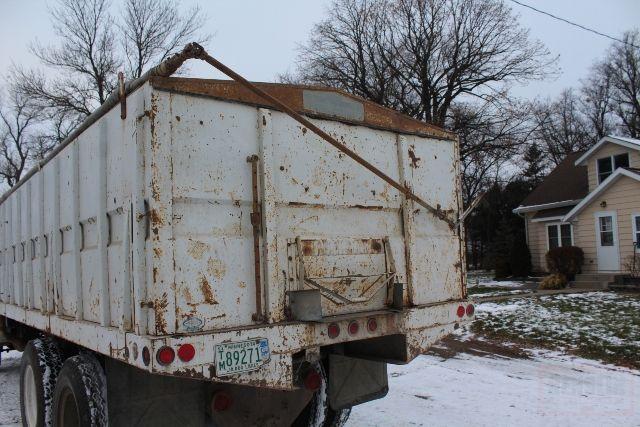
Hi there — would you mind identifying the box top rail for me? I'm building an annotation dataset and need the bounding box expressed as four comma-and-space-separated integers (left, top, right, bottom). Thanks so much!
150, 77, 455, 142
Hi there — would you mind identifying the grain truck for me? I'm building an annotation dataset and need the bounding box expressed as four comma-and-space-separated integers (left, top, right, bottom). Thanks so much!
0, 44, 474, 426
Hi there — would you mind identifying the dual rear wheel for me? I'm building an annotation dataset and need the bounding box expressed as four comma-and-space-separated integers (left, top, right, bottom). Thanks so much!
19, 339, 107, 427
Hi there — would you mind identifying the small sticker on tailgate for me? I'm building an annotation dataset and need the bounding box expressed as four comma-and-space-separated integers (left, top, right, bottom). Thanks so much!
215, 338, 270, 377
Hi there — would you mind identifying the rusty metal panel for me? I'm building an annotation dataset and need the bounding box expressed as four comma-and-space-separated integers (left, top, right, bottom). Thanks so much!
400, 134, 464, 305
167, 93, 259, 332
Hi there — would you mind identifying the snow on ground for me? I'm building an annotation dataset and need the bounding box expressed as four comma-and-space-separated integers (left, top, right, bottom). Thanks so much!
465, 273, 536, 297
0, 351, 21, 426
466, 273, 527, 289
348, 349, 640, 427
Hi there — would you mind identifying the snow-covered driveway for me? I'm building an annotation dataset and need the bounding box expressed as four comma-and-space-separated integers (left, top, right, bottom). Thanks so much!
349, 349, 640, 426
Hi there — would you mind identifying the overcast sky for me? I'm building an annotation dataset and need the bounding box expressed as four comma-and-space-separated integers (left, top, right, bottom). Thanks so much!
1, 0, 639, 101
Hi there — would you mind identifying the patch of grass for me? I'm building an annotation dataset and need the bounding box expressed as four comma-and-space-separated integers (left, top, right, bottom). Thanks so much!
471, 292, 640, 369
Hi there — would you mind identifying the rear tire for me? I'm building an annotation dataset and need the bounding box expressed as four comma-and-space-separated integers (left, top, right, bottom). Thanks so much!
52, 353, 108, 427
293, 362, 351, 427
19, 338, 63, 427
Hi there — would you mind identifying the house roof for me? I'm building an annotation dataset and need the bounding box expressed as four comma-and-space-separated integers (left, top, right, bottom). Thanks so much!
149, 77, 456, 141
563, 168, 640, 221
531, 206, 575, 222
574, 135, 640, 166
513, 152, 588, 213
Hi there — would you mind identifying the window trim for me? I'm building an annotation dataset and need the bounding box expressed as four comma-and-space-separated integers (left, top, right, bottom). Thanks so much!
633, 213, 640, 253
546, 222, 574, 251
596, 152, 630, 184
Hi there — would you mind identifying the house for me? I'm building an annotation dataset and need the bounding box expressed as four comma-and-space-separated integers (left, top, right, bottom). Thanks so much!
514, 136, 640, 274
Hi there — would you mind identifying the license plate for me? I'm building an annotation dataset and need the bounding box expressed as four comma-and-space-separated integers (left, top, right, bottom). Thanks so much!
214, 338, 270, 377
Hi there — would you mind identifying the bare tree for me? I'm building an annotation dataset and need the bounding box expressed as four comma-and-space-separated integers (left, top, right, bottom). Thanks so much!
450, 99, 534, 204
293, 0, 404, 108
580, 62, 615, 140
8, 0, 210, 150
605, 30, 640, 138
533, 89, 592, 166
120, 0, 210, 78
0, 91, 49, 187
294, 0, 557, 127
15, 0, 119, 116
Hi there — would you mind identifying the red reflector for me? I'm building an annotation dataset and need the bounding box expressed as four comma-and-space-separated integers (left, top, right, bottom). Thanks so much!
156, 346, 175, 365
348, 321, 359, 335
212, 392, 232, 412
367, 318, 378, 332
304, 369, 322, 391
456, 305, 465, 318
177, 344, 196, 362
328, 323, 340, 338
466, 304, 475, 316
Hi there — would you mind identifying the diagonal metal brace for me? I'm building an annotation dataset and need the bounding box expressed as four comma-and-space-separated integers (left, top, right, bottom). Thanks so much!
188, 45, 456, 230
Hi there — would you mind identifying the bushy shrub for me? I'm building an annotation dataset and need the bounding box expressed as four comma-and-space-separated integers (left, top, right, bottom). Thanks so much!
545, 246, 584, 280
539, 273, 567, 290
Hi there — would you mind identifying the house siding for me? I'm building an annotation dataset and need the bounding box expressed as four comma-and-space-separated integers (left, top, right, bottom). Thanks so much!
572, 175, 640, 273
587, 144, 640, 192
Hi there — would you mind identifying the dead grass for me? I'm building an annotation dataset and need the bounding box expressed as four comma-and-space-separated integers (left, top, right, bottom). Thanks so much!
470, 292, 640, 369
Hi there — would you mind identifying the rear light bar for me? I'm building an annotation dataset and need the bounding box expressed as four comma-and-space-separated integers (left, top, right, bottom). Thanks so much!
457, 304, 475, 318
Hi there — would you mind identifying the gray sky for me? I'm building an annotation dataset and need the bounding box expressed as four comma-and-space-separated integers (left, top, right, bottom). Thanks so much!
1, 0, 639, 101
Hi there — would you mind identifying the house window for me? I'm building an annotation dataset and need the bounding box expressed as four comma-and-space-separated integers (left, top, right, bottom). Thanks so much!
597, 153, 630, 183
633, 215, 640, 252
598, 216, 614, 246
547, 223, 573, 249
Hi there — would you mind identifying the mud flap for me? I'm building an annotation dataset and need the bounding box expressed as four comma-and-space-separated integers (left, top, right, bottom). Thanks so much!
328, 354, 388, 410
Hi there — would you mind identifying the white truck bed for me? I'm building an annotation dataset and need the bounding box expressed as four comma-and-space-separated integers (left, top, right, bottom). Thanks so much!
0, 76, 471, 390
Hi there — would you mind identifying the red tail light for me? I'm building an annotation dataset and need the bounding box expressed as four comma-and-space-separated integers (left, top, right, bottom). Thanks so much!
456, 305, 465, 318
156, 346, 175, 365
212, 392, 233, 412
466, 304, 475, 316
304, 369, 322, 391
348, 321, 359, 336
177, 344, 196, 362
328, 323, 340, 339
367, 318, 378, 332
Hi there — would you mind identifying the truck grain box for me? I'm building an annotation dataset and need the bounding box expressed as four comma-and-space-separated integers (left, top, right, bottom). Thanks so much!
0, 44, 473, 426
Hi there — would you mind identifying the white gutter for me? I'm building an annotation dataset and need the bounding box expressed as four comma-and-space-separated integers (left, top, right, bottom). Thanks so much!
512, 199, 583, 214
530, 216, 566, 223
